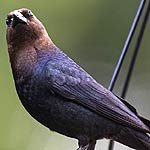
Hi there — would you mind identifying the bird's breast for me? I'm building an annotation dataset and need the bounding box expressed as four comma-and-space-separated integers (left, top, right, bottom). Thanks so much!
15, 73, 56, 127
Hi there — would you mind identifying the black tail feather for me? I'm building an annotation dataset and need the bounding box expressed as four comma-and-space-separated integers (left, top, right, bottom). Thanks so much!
115, 94, 150, 130
139, 115, 150, 129
113, 127, 150, 150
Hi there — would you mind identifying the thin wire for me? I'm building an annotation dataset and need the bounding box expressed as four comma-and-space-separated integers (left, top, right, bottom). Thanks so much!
121, 0, 150, 98
108, 0, 146, 91
108, 0, 146, 149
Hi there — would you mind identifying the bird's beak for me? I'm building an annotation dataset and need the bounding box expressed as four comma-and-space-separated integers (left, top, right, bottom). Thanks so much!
11, 10, 27, 28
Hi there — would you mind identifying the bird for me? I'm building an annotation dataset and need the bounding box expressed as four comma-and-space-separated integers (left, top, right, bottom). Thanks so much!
6, 8, 150, 150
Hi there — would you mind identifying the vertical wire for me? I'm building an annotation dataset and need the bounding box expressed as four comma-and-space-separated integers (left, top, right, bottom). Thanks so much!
108, 0, 146, 91
121, 0, 150, 98
108, 0, 146, 150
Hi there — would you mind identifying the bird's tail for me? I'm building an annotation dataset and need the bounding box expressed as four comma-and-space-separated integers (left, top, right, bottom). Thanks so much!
113, 127, 150, 150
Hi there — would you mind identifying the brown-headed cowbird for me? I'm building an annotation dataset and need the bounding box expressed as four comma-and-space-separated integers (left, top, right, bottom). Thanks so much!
6, 8, 150, 150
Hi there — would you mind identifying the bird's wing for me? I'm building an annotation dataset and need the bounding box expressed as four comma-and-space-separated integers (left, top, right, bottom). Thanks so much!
44, 56, 150, 133
116, 95, 150, 128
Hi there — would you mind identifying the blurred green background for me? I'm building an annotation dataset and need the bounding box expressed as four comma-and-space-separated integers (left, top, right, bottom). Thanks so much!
0, 0, 150, 150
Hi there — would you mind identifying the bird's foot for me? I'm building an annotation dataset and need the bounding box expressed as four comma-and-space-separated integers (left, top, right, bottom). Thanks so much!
77, 144, 89, 150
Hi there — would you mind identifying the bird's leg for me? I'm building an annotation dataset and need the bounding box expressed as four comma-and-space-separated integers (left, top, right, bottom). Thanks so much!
77, 140, 96, 150
77, 144, 89, 150
87, 140, 96, 150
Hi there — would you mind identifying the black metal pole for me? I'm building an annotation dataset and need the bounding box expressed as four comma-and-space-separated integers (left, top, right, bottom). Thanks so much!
108, 0, 146, 149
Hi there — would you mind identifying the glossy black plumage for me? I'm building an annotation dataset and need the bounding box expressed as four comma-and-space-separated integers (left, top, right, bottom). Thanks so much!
6, 8, 150, 150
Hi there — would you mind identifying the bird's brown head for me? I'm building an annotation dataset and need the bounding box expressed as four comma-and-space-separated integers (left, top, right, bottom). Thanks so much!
6, 8, 55, 54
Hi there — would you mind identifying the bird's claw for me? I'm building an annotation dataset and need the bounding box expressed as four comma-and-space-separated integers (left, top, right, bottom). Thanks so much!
77, 144, 89, 150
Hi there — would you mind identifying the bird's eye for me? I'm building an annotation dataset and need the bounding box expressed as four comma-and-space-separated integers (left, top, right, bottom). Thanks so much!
24, 10, 33, 18
27, 10, 33, 16
6, 16, 13, 26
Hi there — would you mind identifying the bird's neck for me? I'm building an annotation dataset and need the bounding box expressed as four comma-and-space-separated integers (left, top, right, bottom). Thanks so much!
8, 33, 58, 81
34, 33, 56, 51
9, 46, 37, 79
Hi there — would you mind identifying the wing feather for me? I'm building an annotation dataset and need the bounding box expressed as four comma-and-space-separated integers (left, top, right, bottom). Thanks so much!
44, 57, 150, 133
